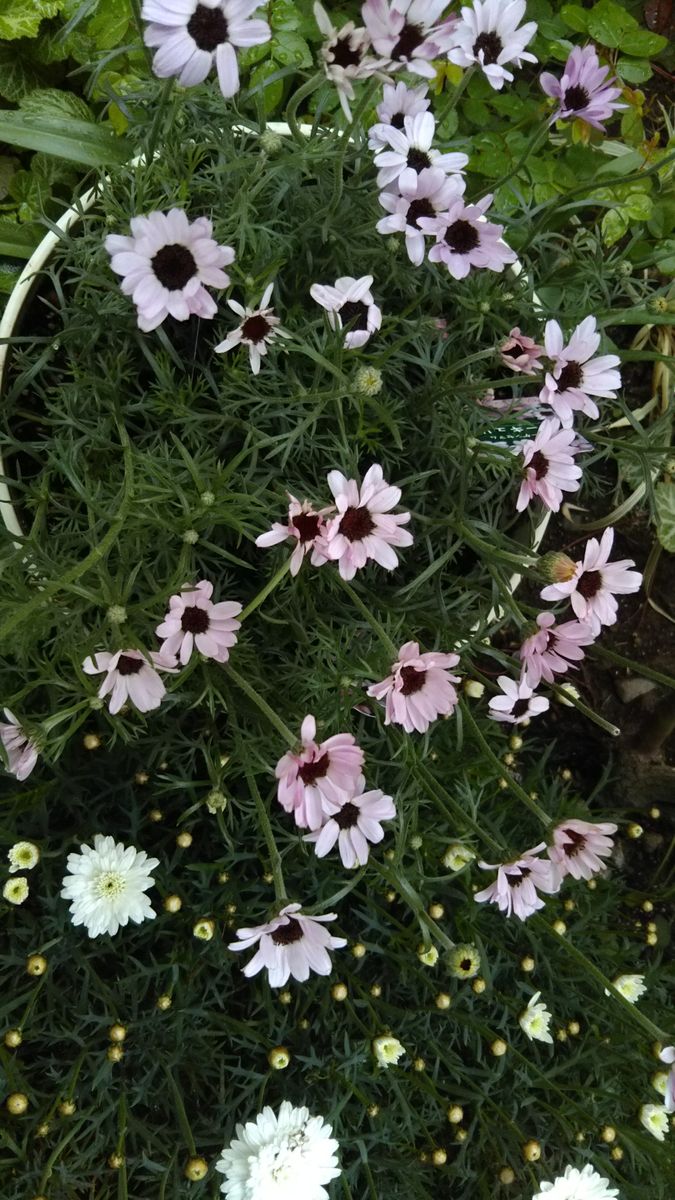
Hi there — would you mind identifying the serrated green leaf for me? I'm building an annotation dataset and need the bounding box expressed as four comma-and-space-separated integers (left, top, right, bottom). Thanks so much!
0, 218, 42, 259
619, 29, 668, 57
18, 88, 93, 123
616, 56, 652, 84
624, 192, 652, 221
0, 155, 18, 201
620, 107, 644, 144
655, 483, 675, 551
0, 113, 130, 166
0, 0, 62, 40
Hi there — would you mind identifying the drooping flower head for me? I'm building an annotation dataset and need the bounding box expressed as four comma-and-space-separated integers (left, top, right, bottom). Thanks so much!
519, 991, 554, 1044
639, 1103, 669, 1141
368, 81, 430, 149
532, 1163, 619, 1200
324, 463, 413, 580
215, 1099, 341, 1200
228, 902, 347, 987
548, 818, 617, 883
500, 327, 544, 374
373, 112, 468, 189
609, 973, 646, 1003
142, 0, 270, 99
475, 844, 560, 920
376, 167, 465, 265
658, 1045, 675, 1114
310, 275, 382, 349
540, 527, 642, 633
156, 580, 241, 666
519, 612, 596, 687
372, 1035, 406, 1067
540, 45, 626, 132
304, 776, 396, 868
421, 193, 517, 279
275, 715, 365, 830
448, 0, 537, 90
367, 640, 461, 733
60, 834, 159, 938
516, 417, 582, 514
214, 283, 290, 374
314, 2, 383, 120
539, 316, 621, 427
255, 494, 333, 576
82, 648, 176, 715
362, 0, 458, 77
0, 710, 39, 781
488, 675, 549, 725
105, 210, 234, 332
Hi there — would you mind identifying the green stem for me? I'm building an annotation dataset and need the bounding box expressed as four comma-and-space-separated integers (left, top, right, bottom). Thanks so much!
339, 578, 398, 657
451, 517, 536, 569
411, 754, 504, 856
285, 71, 324, 143
164, 1067, 197, 1156
434, 66, 475, 128
330, 79, 379, 212
592, 644, 675, 692
227, 665, 296, 746
549, 682, 621, 738
243, 760, 287, 904
239, 557, 291, 623
460, 700, 552, 829
374, 861, 456, 955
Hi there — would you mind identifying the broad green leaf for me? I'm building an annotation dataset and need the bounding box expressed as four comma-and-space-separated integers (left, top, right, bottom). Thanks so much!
601, 208, 629, 246
619, 29, 668, 56
624, 192, 653, 221
560, 4, 588, 32
648, 199, 675, 239
0, 113, 130, 166
271, 0, 317, 38
463, 97, 491, 126
19, 88, 93, 123
0, 218, 42, 259
616, 56, 652, 83
87, 0, 132, 50
655, 483, 675, 552
620, 107, 644, 144
0, 258, 23, 293
0, 155, 18, 201
0, 45, 46, 102
248, 61, 285, 116
654, 239, 675, 273
587, 0, 637, 48
0, 0, 62, 40
272, 31, 313, 69
238, 41, 272, 70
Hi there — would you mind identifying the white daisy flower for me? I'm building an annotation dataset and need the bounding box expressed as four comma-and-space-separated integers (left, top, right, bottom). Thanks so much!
314, 2, 384, 120
448, 0, 537, 91
368, 81, 430, 150
310, 275, 382, 350
639, 1103, 669, 1142
373, 1035, 406, 1067
142, 0, 271, 99
215, 1099, 341, 1199
373, 111, 468, 189
518, 991, 553, 1044
606, 973, 647, 1004
60, 834, 160, 938
214, 283, 290, 374
8, 841, 40, 872
532, 1163, 619, 1200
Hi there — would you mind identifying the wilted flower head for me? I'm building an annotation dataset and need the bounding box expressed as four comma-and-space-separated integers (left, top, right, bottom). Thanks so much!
442, 843, 476, 871
373, 1034, 406, 1067
519, 991, 553, 1044
501, 327, 544, 374
639, 1103, 669, 1141
608, 973, 646, 1004
215, 1099, 341, 1199
548, 818, 617, 883
540, 45, 626, 132
324, 463, 413, 580
142, 0, 270, 99
228, 902, 347, 988
540, 527, 642, 634
255, 494, 332, 577
532, 1163, 619, 1200
519, 613, 596, 688
475, 844, 560, 920
310, 275, 382, 349
275, 714, 365, 831
447, 0, 537, 90
367, 640, 461, 733
60, 834, 159, 938
0, 710, 39, 782
156, 580, 241, 666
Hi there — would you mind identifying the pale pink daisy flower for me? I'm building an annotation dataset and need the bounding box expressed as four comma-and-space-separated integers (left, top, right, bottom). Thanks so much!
519, 612, 595, 688
304, 777, 396, 868
448, 0, 537, 91
539, 316, 621, 427
367, 641, 461, 733
475, 843, 560, 920
368, 81, 430, 150
142, 0, 270, 99
488, 674, 549, 724
276, 714, 365, 830
548, 818, 618, 883
361, 0, 458, 78
373, 112, 468, 189
659, 1046, 675, 1114
314, 2, 383, 120
255, 494, 332, 576
376, 167, 465, 265
155, 580, 241, 666
228, 901, 346, 987
540, 527, 642, 634
82, 648, 177, 715
214, 283, 289, 374
540, 45, 626, 132
421, 193, 516, 279
500, 327, 544, 374
105, 209, 234, 332
516, 417, 582, 514
310, 275, 382, 349
0, 710, 39, 782
325, 463, 413, 580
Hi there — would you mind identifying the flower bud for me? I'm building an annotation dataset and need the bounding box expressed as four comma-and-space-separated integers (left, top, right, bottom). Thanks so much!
268, 1046, 290, 1070
522, 1140, 541, 1162
6, 1093, 28, 1115
184, 1157, 208, 1181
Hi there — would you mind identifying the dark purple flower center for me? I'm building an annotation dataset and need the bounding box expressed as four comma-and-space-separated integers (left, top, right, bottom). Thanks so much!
339, 300, 369, 331
152, 244, 197, 291
330, 33, 362, 69
241, 313, 271, 343
444, 219, 479, 254
556, 361, 583, 392
562, 827, 586, 857
407, 197, 435, 228
577, 569, 602, 599
299, 752, 330, 785
334, 802, 359, 830
390, 111, 406, 129
292, 512, 321, 543
563, 84, 590, 112
400, 665, 427, 696
117, 654, 143, 676
392, 21, 425, 60
181, 605, 210, 634
271, 917, 304, 945
529, 450, 549, 480
460, 957, 472, 972
187, 3, 228, 52
339, 505, 375, 542
512, 698, 530, 718
407, 147, 432, 171
507, 866, 530, 887
502, 344, 521, 358
472, 31, 503, 65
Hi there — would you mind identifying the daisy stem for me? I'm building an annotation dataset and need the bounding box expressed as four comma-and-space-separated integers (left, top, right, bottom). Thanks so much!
330, 79, 380, 213
226, 665, 296, 746
285, 72, 324, 143
338, 579, 398, 658
243, 760, 287, 904
591, 644, 675, 692
411, 754, 504, 856
147, 78, 174, 164
239, 557, 291, 623
434, 66, 475, 130
163, 1066, 197, 1156
449, 517, 537, 569
460, 700, 553, 829
548, 682, 621, 739
374, 860, 456, 955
